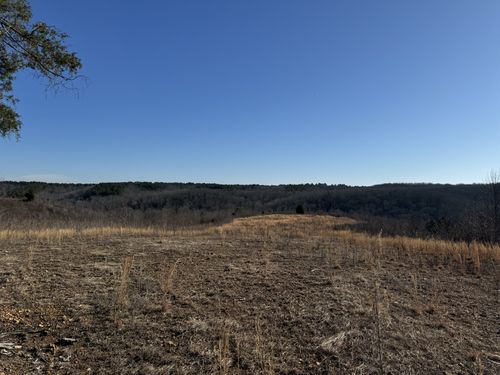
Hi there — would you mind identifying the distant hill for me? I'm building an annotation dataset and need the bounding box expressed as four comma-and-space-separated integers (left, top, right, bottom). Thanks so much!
0, 181, 491, 242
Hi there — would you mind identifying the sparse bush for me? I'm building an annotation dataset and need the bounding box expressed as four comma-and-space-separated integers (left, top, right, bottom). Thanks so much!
24, 190, 35, 202
425, 217, 451, 236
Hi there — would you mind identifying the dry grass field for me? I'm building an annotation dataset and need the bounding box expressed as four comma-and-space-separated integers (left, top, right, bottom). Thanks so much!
0, 215, 499, 374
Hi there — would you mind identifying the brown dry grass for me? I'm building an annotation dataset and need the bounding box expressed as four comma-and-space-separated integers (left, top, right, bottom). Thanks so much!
1, 214, 498, 273
0, 226, 203, 241
0, 214, 498, 374
162, 259, 180, 312
216, 214, 500, 273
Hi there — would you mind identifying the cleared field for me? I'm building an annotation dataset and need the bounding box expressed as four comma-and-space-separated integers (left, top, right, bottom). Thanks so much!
0, 215, 498, 374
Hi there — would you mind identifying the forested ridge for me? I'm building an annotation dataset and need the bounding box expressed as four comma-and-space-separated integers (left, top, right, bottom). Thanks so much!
0, 181, 496, 242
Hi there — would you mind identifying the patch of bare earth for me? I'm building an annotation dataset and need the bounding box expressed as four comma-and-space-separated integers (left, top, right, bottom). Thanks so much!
0, 215, 498, 374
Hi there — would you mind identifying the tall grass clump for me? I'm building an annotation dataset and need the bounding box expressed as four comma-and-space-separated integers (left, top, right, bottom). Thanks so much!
114, 256, 133, 327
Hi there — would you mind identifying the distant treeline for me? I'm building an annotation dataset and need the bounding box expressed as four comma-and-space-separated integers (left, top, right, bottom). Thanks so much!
0, 181, 497, 243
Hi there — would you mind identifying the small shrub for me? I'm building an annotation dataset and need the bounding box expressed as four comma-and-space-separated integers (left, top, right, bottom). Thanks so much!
295, 205, 305, 214
24, 190, 35, 202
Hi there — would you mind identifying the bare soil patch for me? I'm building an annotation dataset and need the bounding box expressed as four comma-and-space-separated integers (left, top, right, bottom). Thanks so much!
0, 215, 498, 374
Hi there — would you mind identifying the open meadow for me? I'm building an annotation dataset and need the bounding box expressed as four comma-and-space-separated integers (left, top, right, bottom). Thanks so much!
0, 215, 499, 374
2, 1, 500, 374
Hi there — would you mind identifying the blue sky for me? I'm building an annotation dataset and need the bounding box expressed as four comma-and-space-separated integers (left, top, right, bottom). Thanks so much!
1, 0, 499, 185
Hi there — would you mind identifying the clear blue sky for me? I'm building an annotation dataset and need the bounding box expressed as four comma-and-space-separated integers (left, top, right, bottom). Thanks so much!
1, 0, 499, 185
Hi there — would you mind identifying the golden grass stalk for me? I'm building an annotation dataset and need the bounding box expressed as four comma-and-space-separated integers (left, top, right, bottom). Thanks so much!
331, 230, 499, 271
114, 256, 133, 327
216, 325, 231, 375
0, 226, 215, 242
162, 259, 180, 312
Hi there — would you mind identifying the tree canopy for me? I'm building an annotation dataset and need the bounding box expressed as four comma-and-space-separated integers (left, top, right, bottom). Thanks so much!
0, 0, 81, 137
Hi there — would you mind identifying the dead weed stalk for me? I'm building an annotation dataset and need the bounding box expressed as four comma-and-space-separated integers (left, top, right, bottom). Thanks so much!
255, 317, 275, 375
114, 255, 133, 327
372, 230, 384, 375
162, 259, 180, 312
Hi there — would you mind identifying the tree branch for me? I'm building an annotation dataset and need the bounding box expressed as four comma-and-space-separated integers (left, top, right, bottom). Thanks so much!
0, 17, 77, 81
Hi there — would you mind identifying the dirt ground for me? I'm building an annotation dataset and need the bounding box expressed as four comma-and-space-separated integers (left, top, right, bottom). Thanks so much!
0, 215, 498, 374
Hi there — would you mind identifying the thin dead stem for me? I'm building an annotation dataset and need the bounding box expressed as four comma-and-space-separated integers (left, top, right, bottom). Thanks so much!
162, 259, 180, 312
